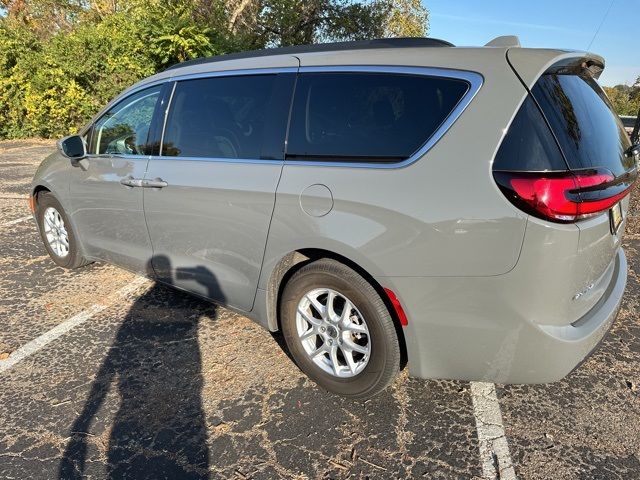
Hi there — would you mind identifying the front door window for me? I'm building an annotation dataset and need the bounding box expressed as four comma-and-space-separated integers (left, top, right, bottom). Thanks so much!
90, 86, 162, 156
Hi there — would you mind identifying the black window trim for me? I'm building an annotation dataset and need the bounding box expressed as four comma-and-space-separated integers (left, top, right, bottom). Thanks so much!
146, 82, 175, 156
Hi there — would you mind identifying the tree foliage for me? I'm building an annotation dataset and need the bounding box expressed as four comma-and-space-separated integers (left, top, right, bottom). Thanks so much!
383, 0, 428, 37
603, 78, 640, 117
0, 0, 429, 139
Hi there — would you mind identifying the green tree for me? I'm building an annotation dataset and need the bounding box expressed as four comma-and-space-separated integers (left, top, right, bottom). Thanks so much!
226, 0, 391, 47
383, 0, 428, 37
201, 0, 428, 47
603, 83, 640, 116
0, 0, 85, 36
0, 0, 432, 139
0, 22, 41, 137
633, 76, 640, 103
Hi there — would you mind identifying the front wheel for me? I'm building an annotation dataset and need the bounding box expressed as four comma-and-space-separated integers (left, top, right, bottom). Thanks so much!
36, 192, 90, 269
280, 258, 401, 399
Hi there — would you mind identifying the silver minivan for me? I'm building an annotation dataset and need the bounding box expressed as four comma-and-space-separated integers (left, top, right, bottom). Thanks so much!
31, 37, 639, 398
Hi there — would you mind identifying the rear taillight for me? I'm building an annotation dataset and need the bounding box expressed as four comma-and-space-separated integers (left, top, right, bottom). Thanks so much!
494, 169, 636, 222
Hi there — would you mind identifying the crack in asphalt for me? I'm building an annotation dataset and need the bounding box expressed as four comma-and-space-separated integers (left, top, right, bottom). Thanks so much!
1, 140, 640, 479
470, 382, 516, 480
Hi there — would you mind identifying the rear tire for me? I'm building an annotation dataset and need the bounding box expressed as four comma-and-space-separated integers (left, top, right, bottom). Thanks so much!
280, 258, 401, 399
36, 192, 90, 269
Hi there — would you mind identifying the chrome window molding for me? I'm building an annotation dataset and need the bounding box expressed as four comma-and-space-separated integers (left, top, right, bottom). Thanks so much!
83, 65, 483, 169
285, 65, 483, 169
93, 88, 162, 156
85, 153, 151, 160
168, 66, 297, 83
148, 155, 282, 165
156, 67, 297, 163
80, 67, 297, 137
116, 67, 296, 109
84, 154, 281, 166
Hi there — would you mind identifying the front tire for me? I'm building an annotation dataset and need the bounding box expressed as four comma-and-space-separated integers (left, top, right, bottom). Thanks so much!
36, 192, 90, 269
280, 258, 401, 399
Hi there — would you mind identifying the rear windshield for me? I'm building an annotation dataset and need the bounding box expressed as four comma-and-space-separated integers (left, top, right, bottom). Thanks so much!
532, 74, 634, 176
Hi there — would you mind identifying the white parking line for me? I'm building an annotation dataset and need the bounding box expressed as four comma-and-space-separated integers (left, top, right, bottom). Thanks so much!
1, 263, 516, 479
0, 277, 148, 374
0, 215, 32, 227
470, 381, 517, 480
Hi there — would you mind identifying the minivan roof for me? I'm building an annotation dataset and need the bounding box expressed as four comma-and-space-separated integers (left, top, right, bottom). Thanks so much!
85, 38, 603, 137
164, 37, 454, 72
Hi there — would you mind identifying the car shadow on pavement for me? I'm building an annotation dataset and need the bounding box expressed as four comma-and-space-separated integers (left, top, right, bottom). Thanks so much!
58, 255, 220, 480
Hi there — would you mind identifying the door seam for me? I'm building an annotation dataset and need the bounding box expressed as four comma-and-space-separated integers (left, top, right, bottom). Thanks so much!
249, 57, 300, 312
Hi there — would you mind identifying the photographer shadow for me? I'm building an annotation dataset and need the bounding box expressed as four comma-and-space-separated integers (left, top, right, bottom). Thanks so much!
59, 255, 222, 479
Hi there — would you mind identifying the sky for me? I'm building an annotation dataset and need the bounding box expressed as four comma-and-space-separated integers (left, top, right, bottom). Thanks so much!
425, 0, 638, 86
1, 2, 636, 86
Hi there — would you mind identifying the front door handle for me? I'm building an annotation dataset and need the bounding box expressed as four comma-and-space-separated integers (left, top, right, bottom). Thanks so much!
120, 176, 144, 187
141, 178, 168, 188
120, 177, 168, 188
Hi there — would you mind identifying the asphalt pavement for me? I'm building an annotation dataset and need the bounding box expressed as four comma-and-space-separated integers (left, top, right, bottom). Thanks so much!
0, 140, 638, 479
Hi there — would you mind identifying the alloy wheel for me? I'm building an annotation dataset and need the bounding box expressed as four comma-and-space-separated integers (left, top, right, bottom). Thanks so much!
296, 288, 371, 378
43, 207, 69, 258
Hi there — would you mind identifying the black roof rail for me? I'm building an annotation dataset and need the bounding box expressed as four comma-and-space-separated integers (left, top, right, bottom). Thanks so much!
165, 37, 454, 72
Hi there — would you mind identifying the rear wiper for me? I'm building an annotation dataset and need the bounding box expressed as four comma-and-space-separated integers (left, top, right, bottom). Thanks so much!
625, 144, 640, 159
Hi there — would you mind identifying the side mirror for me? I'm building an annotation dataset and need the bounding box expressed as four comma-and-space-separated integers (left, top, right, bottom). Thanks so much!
58, 135, 87, 160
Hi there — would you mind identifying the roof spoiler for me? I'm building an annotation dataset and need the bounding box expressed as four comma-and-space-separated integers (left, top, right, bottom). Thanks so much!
485, 35, 521, 48
507, 49, 606, 89
544, 56, 605, 79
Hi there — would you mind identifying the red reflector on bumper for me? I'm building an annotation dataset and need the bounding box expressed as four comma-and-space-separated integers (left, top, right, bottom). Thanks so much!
384, 288, 408, 327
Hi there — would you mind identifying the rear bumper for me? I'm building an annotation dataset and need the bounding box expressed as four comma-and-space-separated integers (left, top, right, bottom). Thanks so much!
382, 248, 627, 384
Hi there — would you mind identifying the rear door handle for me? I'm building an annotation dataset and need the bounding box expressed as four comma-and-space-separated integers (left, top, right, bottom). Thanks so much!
141, 178, 168, 188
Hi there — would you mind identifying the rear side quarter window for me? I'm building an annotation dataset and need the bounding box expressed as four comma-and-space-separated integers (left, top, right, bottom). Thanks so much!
492, 96, 567, 171
286, 72, 470, 163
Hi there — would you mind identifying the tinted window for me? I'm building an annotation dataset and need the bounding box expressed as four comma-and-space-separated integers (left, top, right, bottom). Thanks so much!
533, 74, 634, 175
162, 75, 277, 159
493, 96, 567, 171
90, 86, 161, 155
287, 72, 469, 162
